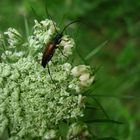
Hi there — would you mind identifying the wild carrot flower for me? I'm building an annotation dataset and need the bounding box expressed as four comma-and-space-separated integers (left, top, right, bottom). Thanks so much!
0, 19, 94, 139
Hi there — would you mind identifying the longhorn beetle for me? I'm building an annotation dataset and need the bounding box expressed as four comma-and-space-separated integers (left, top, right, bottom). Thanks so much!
41, 19, 79, 85
41, 20, 78, 68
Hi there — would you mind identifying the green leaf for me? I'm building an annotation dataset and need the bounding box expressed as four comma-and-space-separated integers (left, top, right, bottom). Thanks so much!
85, 40, 108, 60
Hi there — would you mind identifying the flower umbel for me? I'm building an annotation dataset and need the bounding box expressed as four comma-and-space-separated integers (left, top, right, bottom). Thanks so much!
0, 19, 94, 139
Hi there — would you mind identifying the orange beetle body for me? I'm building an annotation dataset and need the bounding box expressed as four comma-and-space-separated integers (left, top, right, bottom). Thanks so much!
41, 33, 63, 68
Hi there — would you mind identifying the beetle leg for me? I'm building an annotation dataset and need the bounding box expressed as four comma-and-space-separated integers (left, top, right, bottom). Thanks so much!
46, 64, 57, 88
57, 46, 68, 59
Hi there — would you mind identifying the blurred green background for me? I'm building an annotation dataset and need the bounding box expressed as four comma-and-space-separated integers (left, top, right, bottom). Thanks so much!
0, 0, 140, 139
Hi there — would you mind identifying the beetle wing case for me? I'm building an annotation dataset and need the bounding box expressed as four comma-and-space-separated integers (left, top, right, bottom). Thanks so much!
42, 43, 56, 68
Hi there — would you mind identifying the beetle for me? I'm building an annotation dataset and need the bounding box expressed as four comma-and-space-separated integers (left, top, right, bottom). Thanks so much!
41, 20, 79, 68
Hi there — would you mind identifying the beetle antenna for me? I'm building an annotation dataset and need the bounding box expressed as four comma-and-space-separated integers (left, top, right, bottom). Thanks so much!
44, 1, 59, 34
61, 20, 80, 34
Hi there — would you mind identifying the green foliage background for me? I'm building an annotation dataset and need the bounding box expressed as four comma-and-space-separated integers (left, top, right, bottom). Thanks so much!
0, 0, 140, 139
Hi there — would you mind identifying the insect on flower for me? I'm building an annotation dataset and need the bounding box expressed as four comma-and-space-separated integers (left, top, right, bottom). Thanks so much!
41, 20, 79, 68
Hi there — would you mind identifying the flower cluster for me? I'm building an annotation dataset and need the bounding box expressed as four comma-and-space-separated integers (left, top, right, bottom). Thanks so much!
0, 19, 94, 139
67, 123, 91, 139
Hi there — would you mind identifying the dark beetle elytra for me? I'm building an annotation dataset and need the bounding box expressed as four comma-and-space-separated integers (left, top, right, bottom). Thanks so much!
41, 20, 78, 68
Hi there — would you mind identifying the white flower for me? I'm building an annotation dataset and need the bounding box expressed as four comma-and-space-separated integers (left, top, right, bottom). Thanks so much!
43, 130, 58, 140
71, 65, 94, 91
4, 28, 22, 48
61, 35, 75, 56
71, 65, 89, 77
79, 73, 95, 87
63, 63, 72, 72
33, 19, 56, 44
67, 123, 90, 139
0, 18, 95, 139
1, 65, 11, 77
